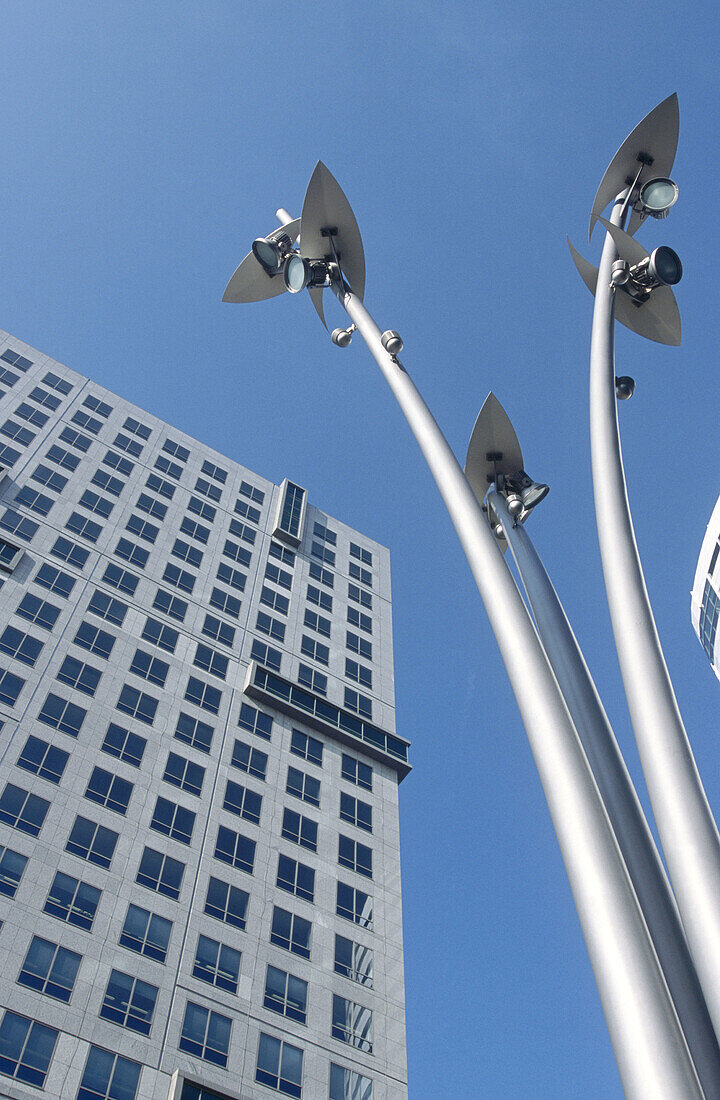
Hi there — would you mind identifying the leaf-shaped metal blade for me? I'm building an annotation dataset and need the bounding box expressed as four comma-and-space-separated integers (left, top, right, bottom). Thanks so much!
308, 287, 327, 330
589, 94, 679, 241
465, 392, 525, 501
596, 217, 650, 265
222, 218, 301, 304
300, 162, 366, 301
568, 236, 600, 296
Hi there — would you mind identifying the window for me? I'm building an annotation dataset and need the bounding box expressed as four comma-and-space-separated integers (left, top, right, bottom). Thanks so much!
230, 517, 256, 545
43, 871, 100, 930
73, 621, 116, 659
0, 536, 22, 574
201, 459, 227, 483
136, 492, 166, 519
51, 534, 89, 568
345, 658, 372, 689
16, 593, 60, 630
282, 808, 317, 852
312, 541, 336, 566
88, 589, 128, 625
257, 611, 286, 642
0, 783, 49, 835
194, 643, 228, 680
146, 472, 175, 499
91, 468, 124, 496
38, 692, 86, 736
0, 667, 24, 706
332, 995, 373, 1053
276, 481, 305, 541
339, 836, 373, 879
36, 561, 76, 597
0, 625, 43, 665
17, 735, 68, 784
291, 729, 323, 766
119, 903, 172, 963
231, 740, 267, 780
141, 616, 178, 652
18, 935, 81, 1002
155, 455, 183, 479
214, 825, 256, 874
344, 688, 372, 720
188, 495, 216, 521
193, 935, 241, 994
195, 476, 222, 502
163, 752, 205, 796
150, 796, 196, 845
163, 437, 190, 461
300, 635, 329, 665
102, 723, 146, 767
234, 498, 260, 525
0, 845, 27, 898
115, 536, 149, 568
130, 648, 169, 687
60, 425, 92, 452
66, 511, 102, 543
77, 1047, 141, 1100
85, 767, 133, 815
66, 816, 118, 868
347, 631, 372, 660
173, 537, 203, 568
14, 485, 53, 515
269, 541, 294, 565
266, 562, 293, 591
256, 1033, 303, 1098
337, 883, 373, 928
42, 371, 73, 395
17, 401, 49, 428
181, 516, 210, 544
264, 964, 307, 1024
335, 934, 373, 987
270, 906, 312, 959
202, 613, 235, 647
1, 349, 33, 371
209, 586, 241, 618
251, 639, 281, 671
57, 655, 102, 696
217, 561, 246, 591
125, 514, 158, 542
261, 586, 290, 614
304, 609, 331, 637
204, 876, 248, 929
32, 463, 67, 492
349, 562, 373, 587
340, 791, 372, 832
0, 508, 38, 541
103, 449, 134, 476
114, 433, 143, 458
175, 712, 214, 753
223, 538, 251, 567
185, 675, 222, 714
47, 443, 80, 471
313, 521, 336, 544
239, 702, 273, 739
179, 1002, 231, 1067
329, 1064, 373, 1100
223, 780, 262, 825
153, 587, 188, 621
163, 562, 195, 594
276, 854, 314, 902
117, 685, 158, 725
72, 410, 101, 434
0, 443, 21, 466
136, 846, 185, 899
100, 970, 158, 1035
297, 664, 326, 695
699, 578, 720, 659
349, 583, 372, 609
83, 394, 113, 418
1, 419, 34, 446
287, 766, 320, 807
123, 416, 151, 440
0, 1009, 57, 1088
0, 366, 18, 388
239, 479, 264, 504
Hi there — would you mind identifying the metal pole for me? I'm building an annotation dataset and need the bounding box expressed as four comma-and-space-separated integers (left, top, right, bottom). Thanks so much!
591, 194, 720, 1038
332, 280, 704, 1099
490, 489, 720, 1094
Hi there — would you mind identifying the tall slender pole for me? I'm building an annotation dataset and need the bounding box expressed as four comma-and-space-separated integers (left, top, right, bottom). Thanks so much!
332, 280, 704, 1099
490, 489, 720, 1094
591, 194, 720, 1038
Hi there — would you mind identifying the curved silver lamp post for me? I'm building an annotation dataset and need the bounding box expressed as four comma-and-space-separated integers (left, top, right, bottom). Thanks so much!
571, 94, 720, 1042
224, 163, 706, 1097
473, 396, 720, 1094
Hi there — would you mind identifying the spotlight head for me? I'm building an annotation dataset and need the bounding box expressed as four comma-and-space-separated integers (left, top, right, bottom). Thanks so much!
648, 246, 682, 287
331, 328, 353, 348
282, 255, 329, 294
381, 330, 403, 355
637, 177, 679, 219
615, 375, 635, 400
504, 469, 549, 515
252, 233, 292, 274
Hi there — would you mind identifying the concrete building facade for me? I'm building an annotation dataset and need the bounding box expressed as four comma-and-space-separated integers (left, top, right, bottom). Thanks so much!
0, 329, 410, 1100
692, 492, 720, 683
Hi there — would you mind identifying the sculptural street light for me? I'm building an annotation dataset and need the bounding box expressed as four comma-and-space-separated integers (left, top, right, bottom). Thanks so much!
223, 161, 705, 1097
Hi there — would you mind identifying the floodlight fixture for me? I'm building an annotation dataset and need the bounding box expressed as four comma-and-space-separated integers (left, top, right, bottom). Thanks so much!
636, 177, 679, 219
503, 470, 550, 516
282, 254, 330, 294
252, 232, 293, 274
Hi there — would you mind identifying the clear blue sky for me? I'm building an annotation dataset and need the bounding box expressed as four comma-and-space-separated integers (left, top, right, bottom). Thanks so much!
3, 3, 720, 1096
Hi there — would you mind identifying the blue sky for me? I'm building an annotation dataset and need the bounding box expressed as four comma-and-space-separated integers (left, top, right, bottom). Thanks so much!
4, 3, 720, 1096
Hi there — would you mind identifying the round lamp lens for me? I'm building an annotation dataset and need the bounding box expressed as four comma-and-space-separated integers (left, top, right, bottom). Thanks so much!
284, 255, 308, 293
640, 178, 679, 214
252, 239, 281, 272
650, 246, 682, 286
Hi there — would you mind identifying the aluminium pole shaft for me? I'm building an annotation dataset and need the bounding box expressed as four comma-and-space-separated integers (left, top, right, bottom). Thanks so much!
490, 490, 720, 1094
332, 281, 703, 1099
591, 193, 720, 1039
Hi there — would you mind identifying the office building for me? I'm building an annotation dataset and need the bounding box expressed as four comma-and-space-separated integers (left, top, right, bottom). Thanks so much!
692, 491, 720, 683
0, 329, 410, 1100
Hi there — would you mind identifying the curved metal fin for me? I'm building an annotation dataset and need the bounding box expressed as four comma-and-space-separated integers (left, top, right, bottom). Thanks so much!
465, 392, 525, 503
568, 237, 599, 295
300, 161, 366, 301
596, 217, 649, 265
222, 218, 301, 304
309, 287, 327, 330
589, 94, 679, 241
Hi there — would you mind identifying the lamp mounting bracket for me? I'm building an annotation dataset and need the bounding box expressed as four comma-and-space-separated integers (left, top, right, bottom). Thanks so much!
321, 226, 339, 237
